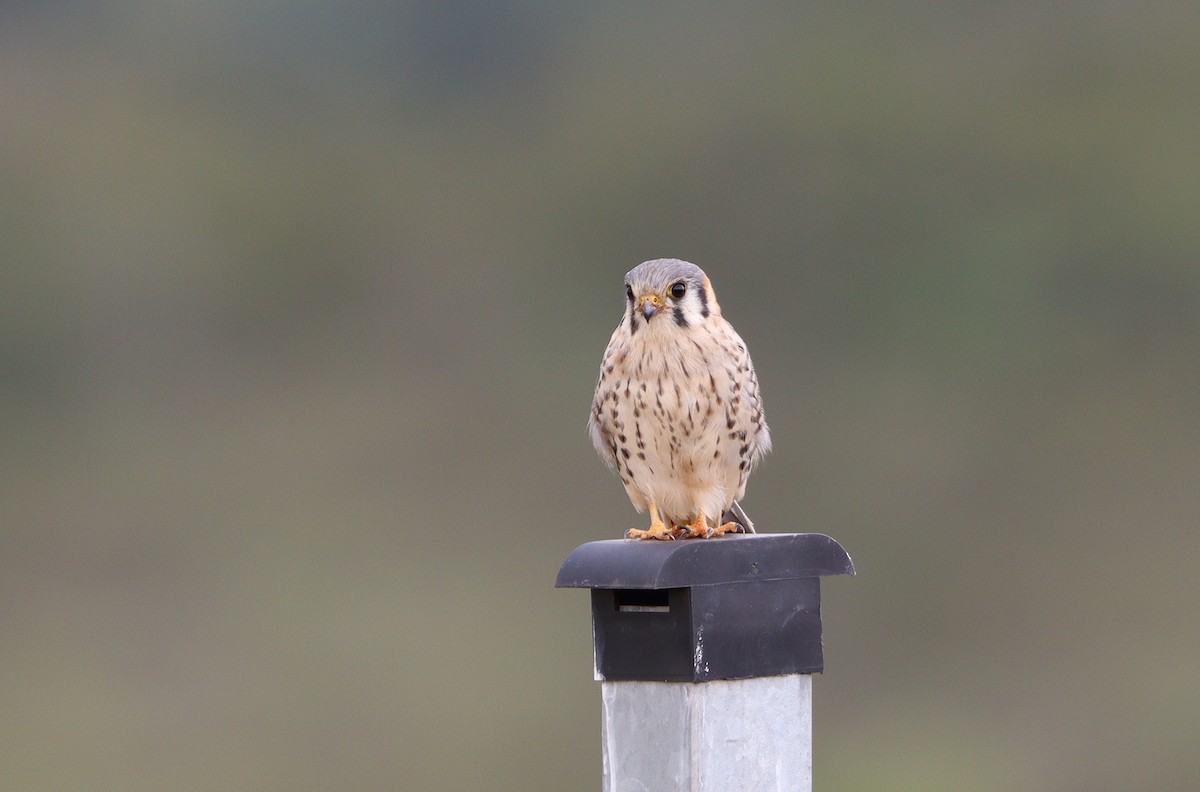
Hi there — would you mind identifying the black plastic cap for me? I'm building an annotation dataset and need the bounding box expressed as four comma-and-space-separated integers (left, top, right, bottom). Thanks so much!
555, 533, 854, 590
556, 533, 854, 682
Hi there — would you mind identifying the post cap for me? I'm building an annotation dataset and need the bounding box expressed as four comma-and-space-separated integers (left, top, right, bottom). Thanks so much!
555, 532, 854, 590
557, 533, 854, 681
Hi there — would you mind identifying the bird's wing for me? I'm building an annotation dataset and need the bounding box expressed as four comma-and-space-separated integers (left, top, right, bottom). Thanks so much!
589, 326, 626, 472
588, 396, 618, 471
743, 341, 772, 464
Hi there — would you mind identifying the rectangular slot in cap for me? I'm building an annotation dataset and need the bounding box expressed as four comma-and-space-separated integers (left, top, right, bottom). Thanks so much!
614, 589, 670, 612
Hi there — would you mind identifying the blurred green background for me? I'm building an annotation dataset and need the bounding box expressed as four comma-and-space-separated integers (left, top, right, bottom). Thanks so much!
3, 2, 1198, 790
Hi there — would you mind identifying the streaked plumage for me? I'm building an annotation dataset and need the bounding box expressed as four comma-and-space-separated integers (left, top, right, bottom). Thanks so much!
588, 259, 770, 539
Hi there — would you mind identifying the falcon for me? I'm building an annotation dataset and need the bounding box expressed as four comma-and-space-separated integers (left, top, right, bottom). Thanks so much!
588, 259, 771, 540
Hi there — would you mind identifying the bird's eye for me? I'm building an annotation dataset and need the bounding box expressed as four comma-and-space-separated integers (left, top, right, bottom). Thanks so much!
625, 284, 634, 302
669, 281, 687, 300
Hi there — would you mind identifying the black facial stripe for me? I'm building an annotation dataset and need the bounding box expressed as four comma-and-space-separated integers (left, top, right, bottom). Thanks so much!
673, 307, 688, 327
628, 311, 639, 335
696, 282, 710, 318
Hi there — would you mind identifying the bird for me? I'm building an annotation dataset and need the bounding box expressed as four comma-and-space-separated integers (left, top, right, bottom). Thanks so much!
588, 259, 771, 540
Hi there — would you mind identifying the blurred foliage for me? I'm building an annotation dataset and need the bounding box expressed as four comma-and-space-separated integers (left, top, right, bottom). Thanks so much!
2, 2, 1199, 790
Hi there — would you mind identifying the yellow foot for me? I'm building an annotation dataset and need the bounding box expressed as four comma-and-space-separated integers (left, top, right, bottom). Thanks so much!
679, 513, 712, 539
679, 514, 745, 539
712, 520, 744, 536
626, 522, 681, 540
626, 503, 682, 540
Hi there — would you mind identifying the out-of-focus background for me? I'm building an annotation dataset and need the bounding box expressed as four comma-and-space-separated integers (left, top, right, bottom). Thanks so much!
3, 2, 1198, 789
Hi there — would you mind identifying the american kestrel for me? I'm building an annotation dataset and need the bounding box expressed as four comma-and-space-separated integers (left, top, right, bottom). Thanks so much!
589, 259, 771, 540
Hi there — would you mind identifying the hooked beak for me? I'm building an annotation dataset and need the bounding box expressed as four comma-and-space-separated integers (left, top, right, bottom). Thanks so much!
638, 294, 664, 320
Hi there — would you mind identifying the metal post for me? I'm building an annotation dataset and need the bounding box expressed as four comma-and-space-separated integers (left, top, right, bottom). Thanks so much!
602, 675, 812, 792
557, 533, 853, 792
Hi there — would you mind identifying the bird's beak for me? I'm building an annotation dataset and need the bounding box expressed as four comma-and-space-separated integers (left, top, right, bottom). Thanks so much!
639, 295, 664, 320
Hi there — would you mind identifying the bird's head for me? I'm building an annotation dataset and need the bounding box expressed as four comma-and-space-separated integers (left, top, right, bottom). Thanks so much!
623, 259, 720, 333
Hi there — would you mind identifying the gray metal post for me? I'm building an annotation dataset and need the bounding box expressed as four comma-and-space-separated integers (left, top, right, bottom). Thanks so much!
557, 533, 853, 792
602, 675, 812, 792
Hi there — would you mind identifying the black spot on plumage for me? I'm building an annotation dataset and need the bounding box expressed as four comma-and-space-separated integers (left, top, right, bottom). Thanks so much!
621, 448, 631, 460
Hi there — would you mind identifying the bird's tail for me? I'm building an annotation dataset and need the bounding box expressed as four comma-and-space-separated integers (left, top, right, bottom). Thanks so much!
723, 501, 757, 534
